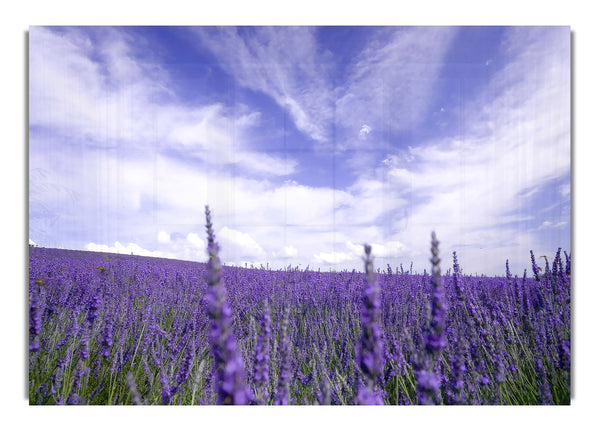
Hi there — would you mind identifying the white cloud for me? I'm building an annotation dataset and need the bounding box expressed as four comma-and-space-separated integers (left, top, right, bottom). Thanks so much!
335, 27, 458, 146
538, 221, 568, 230
194, 27, 333, 143
234, 151, 297, 176
186, 233, 205, 249
275, 245, 299, 258
359, 124, 372, 139
157, 231, 171, 244
85, 234, 211, 263
217, 226, 266, 261
85, 241, 163, 257
29, 27, 570, 277
313, 250, 355, 265
346, 240, 405, 259
194, 27, 457, 149
312, 240, 406, 268
372, 27, 571, 275
29, 27, 295, 178
157, 232, 208, 262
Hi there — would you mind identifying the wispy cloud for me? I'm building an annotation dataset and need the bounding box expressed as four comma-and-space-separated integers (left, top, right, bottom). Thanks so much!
194, 27, 458, 150
538, 221, 568, 230
372, 27, 571, 274
194, 27, 334, 143
335, 27, 457, 147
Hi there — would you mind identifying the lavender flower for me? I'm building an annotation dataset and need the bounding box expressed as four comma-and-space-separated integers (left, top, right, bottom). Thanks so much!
564, 251, 571, 277
126, 372, 144, 405
79, 329, 89, 360
87, 293, 101, 327
535, 358, 552, 405
445, 331, 467, 405
101, 315, 113, 359
452, 251, 465, 302
177, 347, 193, 387
205, 205, 251, 405
415, 369, 441, 404
317, 361, 331, 405
160, 369, 173, 405
426, 233, 447, 355
557, 340, 570, 371
530, 250, 541, 282
416, 232, 447, 405
274, 307, 291, 405
29, 284, 42, 352
355, 244, 384, 405
552, 248, 561, 277
66, 393, 83, 405
253, 302, 272, 404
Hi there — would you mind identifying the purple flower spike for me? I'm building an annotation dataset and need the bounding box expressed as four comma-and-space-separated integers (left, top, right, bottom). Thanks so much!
416, 232, 446, 405
29, 284, 43, 352
87, 294, 101, 327
160, 369, 173, 405
355, 244, 384, 405
426, 232, 447, 355
274, 307, 291, 405
253, 301, 272, 404
101, 316, 113, 359
530, 250, 541, 282
205, 205, 251, 405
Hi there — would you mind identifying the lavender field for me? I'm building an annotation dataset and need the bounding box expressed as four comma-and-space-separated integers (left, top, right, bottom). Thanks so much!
27, 209, 571, 406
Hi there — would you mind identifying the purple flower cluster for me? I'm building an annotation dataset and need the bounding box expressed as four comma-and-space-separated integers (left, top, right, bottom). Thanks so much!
87, 293, 101, 327
416, 232, 447, 405
530, 250, 541, 282
273, 307, 291, 405
204, 205, 251, 405
29, 283, 42, 352
355, 244, 384, 405
253, 302, 272, 404
100, 313, 113, 359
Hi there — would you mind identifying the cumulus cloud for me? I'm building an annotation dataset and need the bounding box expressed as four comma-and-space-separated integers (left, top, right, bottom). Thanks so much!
157, 231, 171, 244
153, 232, 208, 262
85, 241, 163, 257
186, 233, 205, 249
313, 250, 355, 265
217, 226, 266, 261
346, 240, 405, 258
275, 245, 299, 258
359, 124, 372, 139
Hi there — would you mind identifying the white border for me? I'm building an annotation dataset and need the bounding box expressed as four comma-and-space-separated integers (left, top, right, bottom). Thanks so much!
4, 2, 597, 430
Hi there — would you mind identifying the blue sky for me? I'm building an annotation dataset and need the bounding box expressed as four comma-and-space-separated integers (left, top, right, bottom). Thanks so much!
29, 26, 570, 275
